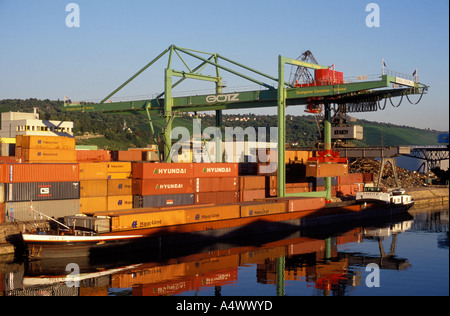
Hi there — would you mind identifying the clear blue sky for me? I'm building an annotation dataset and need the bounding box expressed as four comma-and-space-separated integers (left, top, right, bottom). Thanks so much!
0, 0, 448, 131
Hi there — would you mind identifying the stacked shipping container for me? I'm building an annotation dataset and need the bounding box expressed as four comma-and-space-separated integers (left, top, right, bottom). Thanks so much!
16, 135, 77, 163
132, 163, 195, 208
2, 163, 80, 222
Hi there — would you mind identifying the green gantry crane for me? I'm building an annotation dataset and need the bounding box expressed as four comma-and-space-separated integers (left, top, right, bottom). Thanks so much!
63, 44, 428, 201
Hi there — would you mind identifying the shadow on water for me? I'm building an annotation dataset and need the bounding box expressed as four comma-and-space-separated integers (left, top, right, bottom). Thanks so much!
2, 207, 448, 296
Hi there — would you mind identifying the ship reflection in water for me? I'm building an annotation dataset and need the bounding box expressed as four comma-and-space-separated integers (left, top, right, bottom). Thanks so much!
2, 208, 448, 296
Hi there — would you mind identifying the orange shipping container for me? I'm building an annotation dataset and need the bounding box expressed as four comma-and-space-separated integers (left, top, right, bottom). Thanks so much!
76, 150, 111, 162
132, 163, 194, 180
111, 209, 186, 231
305, 162, 348, 177
7, 163, 79, 183
21, 135, 75, 150
195, 177, 239, 193
80, 197, 108, 213
107, 179, 132, 196
239, 176, 266, 191
185, 204, 240, 224
23, 149, 77, 163
239, 202, 287, 217
107, 195, 133, 211
116, 151, 142, 162
132, 178, 194, 196
270, 197, 326, 212
79, 162, 108, 180
195, 191, 240, 204
107, 172, 132, 180
193, 163, 238, 178
240, 189, 266, 202
80, 180, 108, 197
107, 162, 132, 173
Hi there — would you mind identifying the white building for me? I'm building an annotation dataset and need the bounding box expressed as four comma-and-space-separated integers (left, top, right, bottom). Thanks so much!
0, 110, 75, 138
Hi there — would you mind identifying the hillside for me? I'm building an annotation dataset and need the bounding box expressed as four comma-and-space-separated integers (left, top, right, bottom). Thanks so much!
0, 99, 444, 150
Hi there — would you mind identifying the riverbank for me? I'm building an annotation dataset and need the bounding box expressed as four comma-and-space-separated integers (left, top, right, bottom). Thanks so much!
406, 186, 449, 206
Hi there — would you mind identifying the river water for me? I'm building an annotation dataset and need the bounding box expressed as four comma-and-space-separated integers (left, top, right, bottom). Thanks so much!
1, 206, 448, 297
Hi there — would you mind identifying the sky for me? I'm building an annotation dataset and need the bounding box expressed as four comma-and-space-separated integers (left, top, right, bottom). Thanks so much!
0, 0, 448, 131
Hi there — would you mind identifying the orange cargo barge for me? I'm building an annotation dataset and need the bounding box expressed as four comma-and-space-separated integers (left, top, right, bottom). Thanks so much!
22, 196, 414, 259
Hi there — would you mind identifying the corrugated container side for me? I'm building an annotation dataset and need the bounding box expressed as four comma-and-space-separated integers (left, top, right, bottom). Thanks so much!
107, 172, 132, 180
76, 150, 111, 162
239, 176, 266, 191
6, 182, 80, 202
107, 162, 132, 173
306, 162, 348, 177
107, 179, 132, 196
266, 176, 278, 197
0, 164, 7, 183
338, 173, 364, 185
132, 163, 194, 180
185, 204, 240, 224
21, 136, 75, 150
0, 183, 4, 203
195, 177, 239, 193
7, 163, 80, 183
79, 197, 108, 214
132, 178, 194, 196
0, 203, 4, 224
23, 149, 77, 163
107, 195, 133, 211
240, 202, 287, 217
134, 194, 195, 208
79, 162, 108, 180
112, 209, 186, 231
80, 180, 108, 197
194, 191, 240, 205
193, 163, 239, 178
4, 199, 80, 222
269, 197, 326, 212
114, 150, 142, 162
240, 189, 266, 202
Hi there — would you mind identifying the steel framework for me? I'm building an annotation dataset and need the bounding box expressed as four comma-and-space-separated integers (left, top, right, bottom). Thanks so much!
63, 44, 428, 200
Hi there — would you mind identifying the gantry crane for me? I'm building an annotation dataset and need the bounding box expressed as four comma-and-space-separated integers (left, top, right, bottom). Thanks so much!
63, 44, 428, 201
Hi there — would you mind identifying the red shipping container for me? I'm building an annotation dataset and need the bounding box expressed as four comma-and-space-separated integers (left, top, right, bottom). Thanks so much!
193, 163, 238, 178
132, 178, 194, 196
240, 189, 266, 202
132, 163, 194, 180
195, 177, 239, 193
195, 191, 240, 204
338, 173, 364, 185
6, 163, 79, 183
315, 69, 344, 85
76, 150, 111, 162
